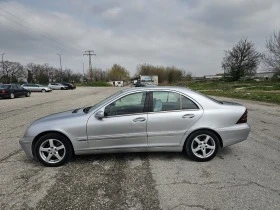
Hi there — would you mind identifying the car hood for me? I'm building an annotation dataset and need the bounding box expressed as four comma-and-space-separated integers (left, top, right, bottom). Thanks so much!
32, 108, 85, 124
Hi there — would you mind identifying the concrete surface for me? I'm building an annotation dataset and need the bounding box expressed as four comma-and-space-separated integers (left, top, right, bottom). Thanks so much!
0, 87, 279, 210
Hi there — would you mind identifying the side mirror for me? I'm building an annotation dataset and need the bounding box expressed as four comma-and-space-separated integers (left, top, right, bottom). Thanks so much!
95, 111, 104, 120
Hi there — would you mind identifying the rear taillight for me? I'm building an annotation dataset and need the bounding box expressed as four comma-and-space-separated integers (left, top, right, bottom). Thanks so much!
236, 109, 248, 124
0, 90, 5, 93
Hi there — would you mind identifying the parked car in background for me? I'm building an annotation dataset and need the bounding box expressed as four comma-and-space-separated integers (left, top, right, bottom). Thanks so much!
20, 86, 250, 166
0, 84, 31, 99
22, 83, 52, 92
48, 83, 68, 90
60, 82, 76, 89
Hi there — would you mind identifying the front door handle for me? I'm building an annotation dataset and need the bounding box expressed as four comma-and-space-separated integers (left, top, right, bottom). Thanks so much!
182, 114, 195, 118
133, 117, 146, 122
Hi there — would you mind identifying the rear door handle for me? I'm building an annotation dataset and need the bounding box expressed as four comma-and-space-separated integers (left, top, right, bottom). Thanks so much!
133, 117, 146, 122
182, 114, 195, 118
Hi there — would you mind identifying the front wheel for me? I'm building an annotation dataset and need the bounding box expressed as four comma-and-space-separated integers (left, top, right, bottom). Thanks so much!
185, 130, 220, 162
10, 93, 15, 99
35, 133, 73, 167
41, 89, 46, 93
26, 92, 31, 97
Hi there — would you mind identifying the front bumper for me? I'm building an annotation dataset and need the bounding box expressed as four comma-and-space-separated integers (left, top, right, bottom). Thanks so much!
19, 136, 34, 158
216, 123, 250, 147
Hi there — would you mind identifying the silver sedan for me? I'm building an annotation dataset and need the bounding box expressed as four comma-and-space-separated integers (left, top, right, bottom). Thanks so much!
20, 87, 250, 166
21, 84, 52, 92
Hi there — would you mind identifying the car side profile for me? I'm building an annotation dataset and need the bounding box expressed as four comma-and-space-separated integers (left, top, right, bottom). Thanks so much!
20, 87, 250, 166
0, 84, 31, 99
22, 83, 52, 92
48, 83, 68, 90
60, 82, 76, 89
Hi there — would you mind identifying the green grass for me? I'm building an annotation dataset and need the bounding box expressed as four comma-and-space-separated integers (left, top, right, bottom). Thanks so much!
174, 81, 280, 104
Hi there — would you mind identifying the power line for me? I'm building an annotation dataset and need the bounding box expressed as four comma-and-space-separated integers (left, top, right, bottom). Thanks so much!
0, 23, 61, 53
0, 3, 82, 53
0, 10, 64, 52
1, 1, 82, 52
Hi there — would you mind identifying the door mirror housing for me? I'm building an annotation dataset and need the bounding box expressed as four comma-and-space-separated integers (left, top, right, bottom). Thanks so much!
95, 111, 104, 119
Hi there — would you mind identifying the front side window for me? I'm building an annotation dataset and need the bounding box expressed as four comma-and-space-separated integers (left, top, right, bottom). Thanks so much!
152, 91, 198, 112
104, 92, 146, 117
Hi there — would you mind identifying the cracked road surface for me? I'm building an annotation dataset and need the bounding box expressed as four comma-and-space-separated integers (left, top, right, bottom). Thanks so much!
0, 87, 279, 209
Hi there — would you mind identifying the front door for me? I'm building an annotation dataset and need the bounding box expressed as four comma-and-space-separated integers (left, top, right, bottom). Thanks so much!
147, 91, 203, 148
87, 91, 149, 151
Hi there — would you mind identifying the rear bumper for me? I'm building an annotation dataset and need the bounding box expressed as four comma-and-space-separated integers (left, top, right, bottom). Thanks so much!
216, 123, 250, 147
0, 93, 9, 98
19, 136, 34, 158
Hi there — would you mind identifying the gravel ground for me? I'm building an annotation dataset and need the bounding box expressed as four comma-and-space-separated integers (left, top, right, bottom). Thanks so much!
0, 87, 279, 210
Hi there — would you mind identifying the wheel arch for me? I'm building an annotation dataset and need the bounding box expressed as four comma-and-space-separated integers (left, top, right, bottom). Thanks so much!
32, 131, 74, 157
183, 128, 223, 151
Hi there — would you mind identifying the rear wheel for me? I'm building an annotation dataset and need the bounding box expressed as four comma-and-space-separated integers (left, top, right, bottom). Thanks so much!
35, 133, 73, 167
185, 130, 220, 162
10, 93, 15, 99
26, 92, 31, 97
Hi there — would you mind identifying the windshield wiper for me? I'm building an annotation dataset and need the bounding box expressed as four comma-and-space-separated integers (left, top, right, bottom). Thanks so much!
83, 106, 93, 113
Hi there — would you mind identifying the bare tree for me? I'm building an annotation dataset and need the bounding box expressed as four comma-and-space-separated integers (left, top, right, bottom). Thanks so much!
2, 61, 24, 83
263, 31, 280, 73
222, 38, 262, 81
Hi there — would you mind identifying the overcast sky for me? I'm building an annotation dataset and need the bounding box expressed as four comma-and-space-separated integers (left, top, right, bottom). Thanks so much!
0, 0, 279, 76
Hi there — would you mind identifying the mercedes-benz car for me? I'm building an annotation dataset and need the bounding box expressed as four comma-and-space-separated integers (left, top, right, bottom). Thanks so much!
20, 86, 250, 167
22, 83, 52, 92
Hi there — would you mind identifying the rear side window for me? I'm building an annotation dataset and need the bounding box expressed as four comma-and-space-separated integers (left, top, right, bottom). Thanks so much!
152, 91, 198, 112
182, 95, 199, 109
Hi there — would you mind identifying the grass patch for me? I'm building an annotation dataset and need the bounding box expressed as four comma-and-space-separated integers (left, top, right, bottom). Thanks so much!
174, 81, 280, 104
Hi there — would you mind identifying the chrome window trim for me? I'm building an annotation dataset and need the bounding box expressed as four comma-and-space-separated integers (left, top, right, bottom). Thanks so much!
151, 90, 202, 112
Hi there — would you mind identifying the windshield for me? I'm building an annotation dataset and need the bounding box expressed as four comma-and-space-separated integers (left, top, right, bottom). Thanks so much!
85, 90, 123, 113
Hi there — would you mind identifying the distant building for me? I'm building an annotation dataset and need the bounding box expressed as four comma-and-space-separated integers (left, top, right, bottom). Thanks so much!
204, 74, 223, 80
254, 71, 275, 79
109, 81, 124, 87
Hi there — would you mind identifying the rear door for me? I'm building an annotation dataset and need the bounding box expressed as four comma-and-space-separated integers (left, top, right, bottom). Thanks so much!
147, 91, 203, 148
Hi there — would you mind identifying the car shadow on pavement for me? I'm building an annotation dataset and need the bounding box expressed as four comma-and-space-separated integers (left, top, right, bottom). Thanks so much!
70, 147, 234, 165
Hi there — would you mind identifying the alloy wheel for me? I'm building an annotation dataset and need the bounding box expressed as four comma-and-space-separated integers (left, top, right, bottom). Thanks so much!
191, 134, 216, 158
39, 139, 66, 164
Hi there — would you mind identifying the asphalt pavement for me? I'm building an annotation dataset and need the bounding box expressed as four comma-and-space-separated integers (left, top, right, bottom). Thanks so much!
0, 87, 279, 210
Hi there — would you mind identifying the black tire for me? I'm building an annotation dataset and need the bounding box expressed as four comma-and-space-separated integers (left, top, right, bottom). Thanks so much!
41, 89, 46, 93
61, 87, 64, 90
34, 133, 73, 167
10, 93, 15, 99
26, 92, 31, 97
185, 130, 220, 162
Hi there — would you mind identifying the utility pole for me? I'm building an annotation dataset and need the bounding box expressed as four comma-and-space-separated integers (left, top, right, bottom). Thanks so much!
1, 53, 5, 79
57, 53, 62, 82
83, 50, 96, 81
82, 62, 85, 80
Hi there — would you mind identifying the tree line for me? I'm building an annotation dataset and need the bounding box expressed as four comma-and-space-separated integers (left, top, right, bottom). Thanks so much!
0, 62, 130, 84
1, 31, 280, 84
